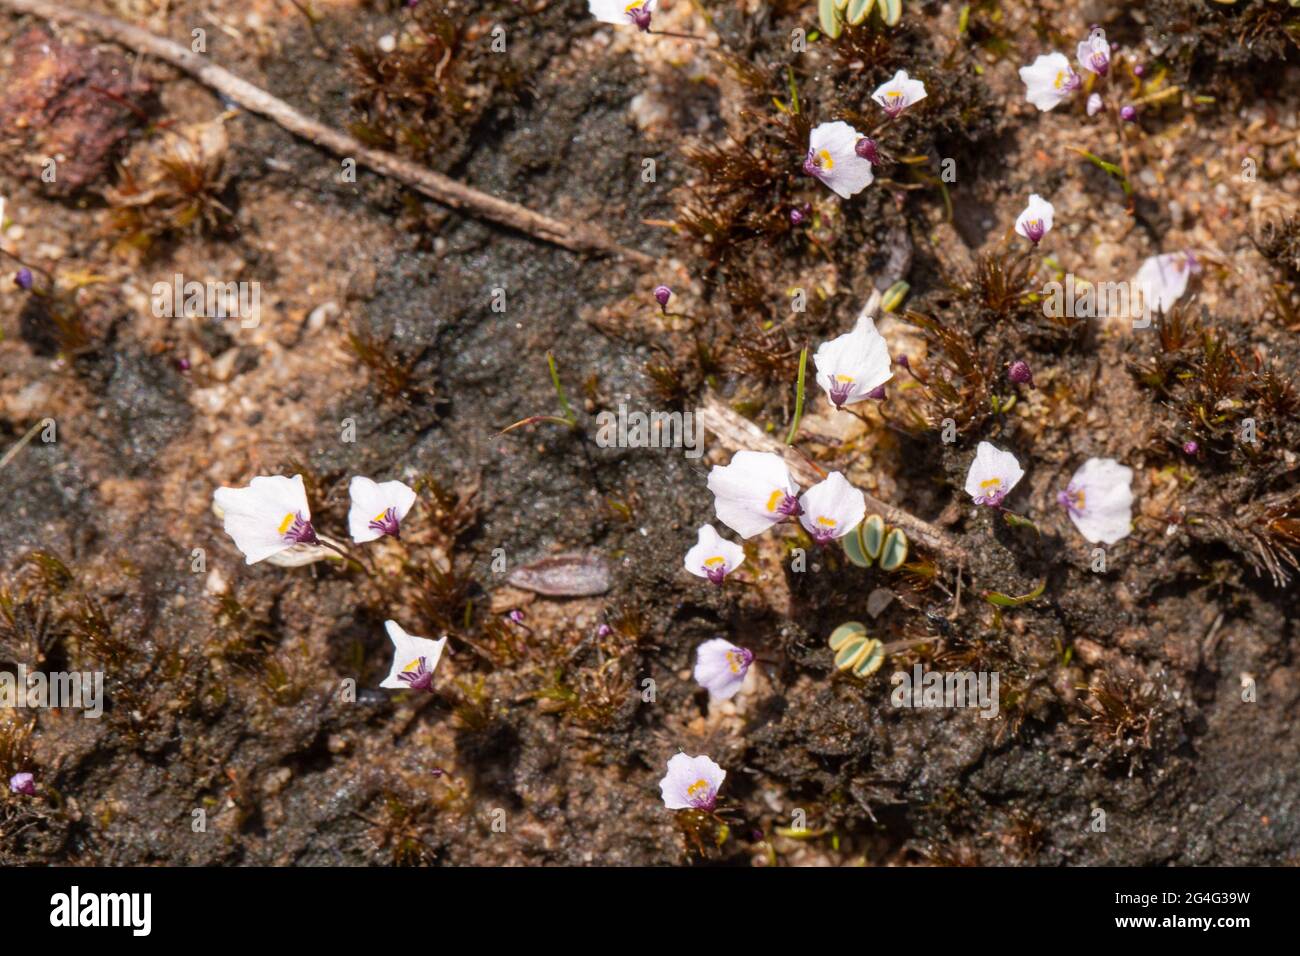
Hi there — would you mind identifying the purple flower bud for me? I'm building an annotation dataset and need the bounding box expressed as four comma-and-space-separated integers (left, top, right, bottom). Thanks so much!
1133, 64, 1145, 77
177, 357, 191, 372
1182, 440, 1199, 456
629, 6, 652, 31
1120, 105, 1137, 123
789, 207, 806, 227
895, 354, 909, 369
854, 137, 880, 165
8, 772, 34, 796
597, 623, 612, 638
653, 285, 672, 310
1007, 360, 1033, 386
1086, 93, 1104, 117
15, 267, 32, 291
508, 609, 526, 625
866, 384, 887, 400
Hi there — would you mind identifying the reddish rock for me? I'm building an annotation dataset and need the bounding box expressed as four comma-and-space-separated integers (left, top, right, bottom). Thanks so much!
0, 28, 153, 196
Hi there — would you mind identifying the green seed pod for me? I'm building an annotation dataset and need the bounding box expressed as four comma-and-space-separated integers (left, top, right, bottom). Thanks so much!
879, 527, 909, 572
861, 514, 886, 560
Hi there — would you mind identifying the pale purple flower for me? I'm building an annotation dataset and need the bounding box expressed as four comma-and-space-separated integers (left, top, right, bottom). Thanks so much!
693, 638, 754, 700
683, 524, 745, 586
1019, 52, 1080, 111
1015, 194, 1054, 245
1057, 457, 1133, 544
1182, 440, 1199, 456
659, 753, 725, 811
1120, 105, 1137, 122
1136, 251, 1195, 314
213, 475, 319, 564
589, 0, 654, 30
707, 450, 801, 538
964, 442, 1024, 507
654, 285, 672, 310
813, 314, 893, 408
8, 772, 34, 796
872, 70, 927, 118
804, 121, 875, 199
379, 620, 447, 692
798, 472, 866, 545
1077, 27, 1111, 76
348, 476, 417, 543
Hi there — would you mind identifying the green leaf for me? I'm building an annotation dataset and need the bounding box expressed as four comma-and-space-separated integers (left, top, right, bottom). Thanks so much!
829, 621, 868, 650
982, 579, 1047, 608
819, 0, 843, 38
861, 514, 886, 560
852, 639, 886, 677
880, 0, 902, 26
847, 0, 875, 26
841, 526, 873, 568
879, 527, 909, 572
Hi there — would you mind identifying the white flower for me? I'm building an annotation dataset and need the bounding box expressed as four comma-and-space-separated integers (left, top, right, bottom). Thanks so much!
707, 450, 802, 539
1087, 92, 1104, 116
798, 471, 866, 544
659, 753, 726, 811
213, 475, 319, 565
872, 70, 927, 118
1015, 194, 1055, 245
1135, 252, 1196, 314
803, 121, 874, 200
1058, 458, 1133, 544
1077, 27, 1111, 76
964, 442, 1024, 507
589, 0, 655, 30
813, 315, 893, 408
693, 638, 754, 700
684, 524, 745, 585
1019, 52, 1080, 112
380, 620, 447, 692
348, 476, 417, 543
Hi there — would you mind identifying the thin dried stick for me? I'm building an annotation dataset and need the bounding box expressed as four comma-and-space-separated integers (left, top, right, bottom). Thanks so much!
697, 394, 967, 564
0, 0, 654, 264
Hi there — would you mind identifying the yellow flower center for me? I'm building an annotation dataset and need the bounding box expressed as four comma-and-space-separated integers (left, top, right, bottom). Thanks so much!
726, 651, 744, 674
624, 1, 646, 10
277, 513, 296, 534
816, 516, 837, 527
686, 778, 710, 798
817, 148, 834, 171
401, 658, 423, 673
979, 477, 1003, 491
1053, 71, 1067, 89
703, 555, 726, 568
765, 489, 785, 512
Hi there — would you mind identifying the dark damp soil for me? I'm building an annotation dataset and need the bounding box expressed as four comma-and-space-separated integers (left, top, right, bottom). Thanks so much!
1, 0, 1299, 866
